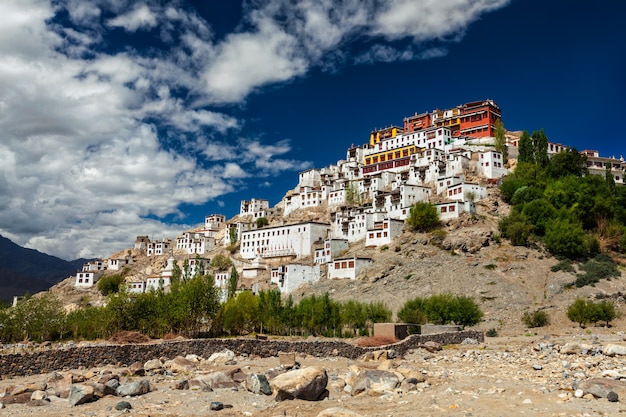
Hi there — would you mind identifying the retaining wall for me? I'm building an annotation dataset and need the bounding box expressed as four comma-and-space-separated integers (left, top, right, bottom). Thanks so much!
0, 330, 483, 378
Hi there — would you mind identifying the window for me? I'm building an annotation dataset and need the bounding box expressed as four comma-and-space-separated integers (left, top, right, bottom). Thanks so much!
450, 205, 455, 212
348, 261, 354, 268
441, 206, 447, 213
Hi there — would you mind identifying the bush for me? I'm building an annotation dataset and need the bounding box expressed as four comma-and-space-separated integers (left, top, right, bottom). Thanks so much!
406, 202, 440, 232
397, 297, 427, 325
544, 218, 588, 259
97, 274, 124, 295
210, 254, 232, 271
550, 259, 575, 273
566, 298, 617, 327
255, 217, 269, 228
522, 310, 550, 328
574, 254, 620, 287
486, 328, 498, 337
422, 294, 483, 327
499, 211, 533, 246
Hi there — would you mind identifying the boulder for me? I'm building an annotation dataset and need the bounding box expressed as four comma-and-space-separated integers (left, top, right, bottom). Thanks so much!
604, 344, 626, 356
11, 382, 47, 396
270, 366, 329, 401
165, 356, 197, 373
115, 400, 132, 411
68, 384, 95, 406
116, 380, 150, 397
30, 390, 47, 401
560, 343, 595, 355
48, 373, 73, 398
144, 358, 163, 371
246, 374, 272, 395
349, 369, 401, 396
574, 378, 626, 399
207, 349, 236, 364
1, 392, 32, 404
198, 372, 239, 390
128, 362, 145, 376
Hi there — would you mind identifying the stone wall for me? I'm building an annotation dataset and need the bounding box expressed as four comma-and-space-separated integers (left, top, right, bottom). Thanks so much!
0, 331, 483, 378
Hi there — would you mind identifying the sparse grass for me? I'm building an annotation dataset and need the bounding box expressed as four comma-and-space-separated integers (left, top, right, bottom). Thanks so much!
484, 264, 497, 270
380, 245, 389, 251
486, 328, 498, 337
404, 274, 413, 280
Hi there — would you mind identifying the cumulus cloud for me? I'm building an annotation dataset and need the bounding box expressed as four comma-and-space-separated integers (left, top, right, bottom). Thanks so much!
107, 4, 158, 32
0, 0, 510, 259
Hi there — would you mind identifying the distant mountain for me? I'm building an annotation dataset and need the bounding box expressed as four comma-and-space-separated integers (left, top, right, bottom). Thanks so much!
0, 235, 88, 302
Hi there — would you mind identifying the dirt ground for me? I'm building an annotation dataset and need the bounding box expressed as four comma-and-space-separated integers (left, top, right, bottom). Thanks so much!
2, 329, 626, 417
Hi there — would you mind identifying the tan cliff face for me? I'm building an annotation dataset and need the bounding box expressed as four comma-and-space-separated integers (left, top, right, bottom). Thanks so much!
47, 185, 626, 337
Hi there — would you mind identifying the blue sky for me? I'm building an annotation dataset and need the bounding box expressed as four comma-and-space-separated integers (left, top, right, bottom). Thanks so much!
0, 0, 624, 260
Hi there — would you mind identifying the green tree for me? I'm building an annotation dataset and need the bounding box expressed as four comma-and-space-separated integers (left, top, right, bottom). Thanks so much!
531, 129, 549, 167
227, 266, 239, 300
451, 295, 484, 327
397, 297, 427, 324
221, 291, 259, 335
493, 119, 508, 163
258, 289, 283, 334
345, 181, 362, 206
517, 130, 533, 164
547, 148, 587, 178
229, 225, 238, 244
605, 163, 616, 195
594, 300, 617, 327
567, 298, 592, 327
256, 217, 269, 228
11, 293, 66, 342
406, 202, 440, 232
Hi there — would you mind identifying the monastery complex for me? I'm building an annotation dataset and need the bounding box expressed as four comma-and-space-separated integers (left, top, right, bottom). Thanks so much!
73, 99, 626, 297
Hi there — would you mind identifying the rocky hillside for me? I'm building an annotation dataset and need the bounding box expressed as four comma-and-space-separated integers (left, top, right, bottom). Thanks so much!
47, 187, 626, 336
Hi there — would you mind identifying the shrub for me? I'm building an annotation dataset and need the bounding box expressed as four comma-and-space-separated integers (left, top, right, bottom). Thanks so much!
255, 217, 269, 228
97, 274, 124, 295
521, 199, 556, 236
422, 294, 483, 327
522, 310, 550, 328
574, 253, 620, 287
210, 254, 232, 271
486, 328, 498, 337
550, 259, 575, 273
567, 298, 618, 327
406, 202, 440, 232
499, 211, 533, 246
544, 218, 588, 259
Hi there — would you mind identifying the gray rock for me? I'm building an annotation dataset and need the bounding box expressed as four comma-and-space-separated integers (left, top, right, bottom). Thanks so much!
68, 384, 94, 406
533, 364, 543, 370
115, 400, 132, 410
350, 369, 400, 396
608, 391, 619, 402
271, 366, 329, 401
210, 401, 224, 411
246, 373, 272, 395
199, 371, 239, 390
574, 378, 626, 399
116, 380, 150, 397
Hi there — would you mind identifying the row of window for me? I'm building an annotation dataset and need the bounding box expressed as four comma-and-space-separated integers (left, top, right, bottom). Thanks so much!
334, 260, 355, 269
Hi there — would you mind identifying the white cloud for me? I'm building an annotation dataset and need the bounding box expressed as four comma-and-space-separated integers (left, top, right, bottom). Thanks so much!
107, 4, 158, 32
0, 0, 510, 259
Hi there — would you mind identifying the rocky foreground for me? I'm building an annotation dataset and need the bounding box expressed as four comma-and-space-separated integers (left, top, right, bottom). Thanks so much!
1, 332, 626, 417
